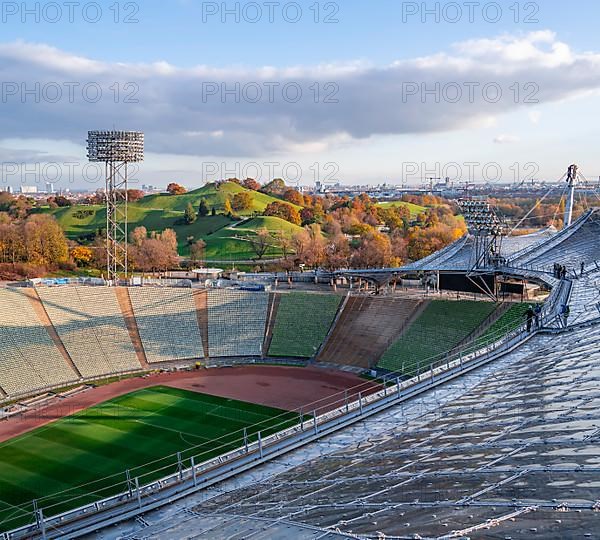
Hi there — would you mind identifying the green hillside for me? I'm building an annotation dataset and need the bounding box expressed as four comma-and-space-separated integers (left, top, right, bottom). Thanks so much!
135, 182, 301, 215
48, 182, 304, 258
377, 200, 427, 217
202, 216, 303, 261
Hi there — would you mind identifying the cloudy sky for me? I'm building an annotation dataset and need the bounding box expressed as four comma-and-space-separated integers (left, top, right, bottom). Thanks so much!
1, 0, 600, 189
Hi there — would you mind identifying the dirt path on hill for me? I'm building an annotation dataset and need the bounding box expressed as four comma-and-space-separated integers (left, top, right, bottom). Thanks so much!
0, 366, 380, 443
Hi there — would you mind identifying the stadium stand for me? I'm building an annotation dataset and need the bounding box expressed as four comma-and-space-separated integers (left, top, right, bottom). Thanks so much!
129, 287, 204, 363
207, 289, 269, 357
262, 293, 281, 354
377, 300, 498, 375
37, 286, 141, 378
197, 324, 600, 540
473, 302, 532, 347
268, 292, 342, 358
114, 287, 149, 368
192, 289, 210, 358
318, 296, 423, 368
0, 288, 78, 396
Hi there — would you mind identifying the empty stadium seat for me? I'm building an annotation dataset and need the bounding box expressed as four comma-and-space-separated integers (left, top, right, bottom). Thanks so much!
207, 289, 268, 357
378, 300, 497, 375
0, 288, 78, 396
129, 287, 204, 363
268, 292, 342, 358
37, 286, 140, 378
318, 296, 422, 368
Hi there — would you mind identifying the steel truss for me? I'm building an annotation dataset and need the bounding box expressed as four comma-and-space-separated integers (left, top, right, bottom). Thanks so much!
105, 161, 129, 282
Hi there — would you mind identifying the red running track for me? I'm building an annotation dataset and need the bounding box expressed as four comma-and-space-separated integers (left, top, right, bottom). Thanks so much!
0, 366, 381, 443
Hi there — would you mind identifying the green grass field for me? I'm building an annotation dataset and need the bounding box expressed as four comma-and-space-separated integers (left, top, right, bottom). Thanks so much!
0, 386, 299, 531
202, 216, 304, 261
376, 200, 427, 217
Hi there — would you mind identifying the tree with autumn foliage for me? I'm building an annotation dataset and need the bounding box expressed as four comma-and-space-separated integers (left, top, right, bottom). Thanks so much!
283, 188, 304, 206
23, 214, 69, 266
232, 191, 254, 211
129, 227, 179, 272
223, 197, 233, 217
351, 230, 393, 268
242, 178, 261, 191
293, 224, 327, 267
71, 246, 94, 267
166, 183, 187, 195
248, 228, 273, 260
127, 189, 145, 202
190, 239, 206, 264
263, 201, 301, 225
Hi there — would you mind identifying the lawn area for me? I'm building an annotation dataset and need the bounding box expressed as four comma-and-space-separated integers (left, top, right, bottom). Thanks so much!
135, 182, 301, 216
47, 182, 305, 258
203, 216, 304, 261
377, 200, 427, 218
377, 300, 498, 376
0, 386, 299, 531
269, 292, 342, 357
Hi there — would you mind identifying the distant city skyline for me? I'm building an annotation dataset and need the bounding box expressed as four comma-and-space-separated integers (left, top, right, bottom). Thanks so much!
2, 1, 600, 188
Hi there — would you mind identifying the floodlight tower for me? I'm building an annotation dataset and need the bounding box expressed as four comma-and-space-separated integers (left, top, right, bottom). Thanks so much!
87, 131, 144, 283
459, 198, 506, 269
564, 164, 578, 228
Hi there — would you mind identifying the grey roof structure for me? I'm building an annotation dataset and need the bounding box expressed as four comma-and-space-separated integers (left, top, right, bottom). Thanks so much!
510, 209, 600, 271
119, 512, 359, 539
191, 324, 600, 539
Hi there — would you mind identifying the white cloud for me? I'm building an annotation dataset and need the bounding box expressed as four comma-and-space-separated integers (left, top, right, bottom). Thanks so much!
528, 110, 542, 124
0, 31, 599, 158
494, 134, 521, 144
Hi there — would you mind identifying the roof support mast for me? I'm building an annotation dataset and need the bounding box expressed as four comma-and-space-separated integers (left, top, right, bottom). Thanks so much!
564, 164, 578, 228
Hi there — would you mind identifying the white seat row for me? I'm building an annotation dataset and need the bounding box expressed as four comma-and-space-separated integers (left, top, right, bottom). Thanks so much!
0, 288, 77, 396
207, 289, 268, 357
37, 286, 140, 378
129, 287, 204, 363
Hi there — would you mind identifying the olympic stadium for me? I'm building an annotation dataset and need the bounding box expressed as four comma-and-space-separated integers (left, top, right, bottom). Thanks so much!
1, 194, 600, 539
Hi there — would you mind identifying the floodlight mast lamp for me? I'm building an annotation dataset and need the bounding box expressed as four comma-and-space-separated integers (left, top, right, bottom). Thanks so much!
459, 198, 506, 269
87, 131, 144, 283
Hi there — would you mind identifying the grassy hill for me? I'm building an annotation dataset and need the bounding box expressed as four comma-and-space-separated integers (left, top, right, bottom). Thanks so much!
48, 182, 303, 258
135, 182, 301, 215
202, 216, 303, 261
377, 200, 427, 217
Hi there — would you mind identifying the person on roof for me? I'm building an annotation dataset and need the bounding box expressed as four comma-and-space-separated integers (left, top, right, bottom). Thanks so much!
525, 306, 535, 332
534, 304, 542, 329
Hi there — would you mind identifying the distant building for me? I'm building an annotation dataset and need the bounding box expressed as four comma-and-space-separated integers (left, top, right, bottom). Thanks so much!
45, 182, 55, 194
0, 186, 14, 194
20, 186, 38, 194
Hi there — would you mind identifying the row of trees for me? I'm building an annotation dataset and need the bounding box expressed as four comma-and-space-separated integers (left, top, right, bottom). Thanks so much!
0, 213, 70, 277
